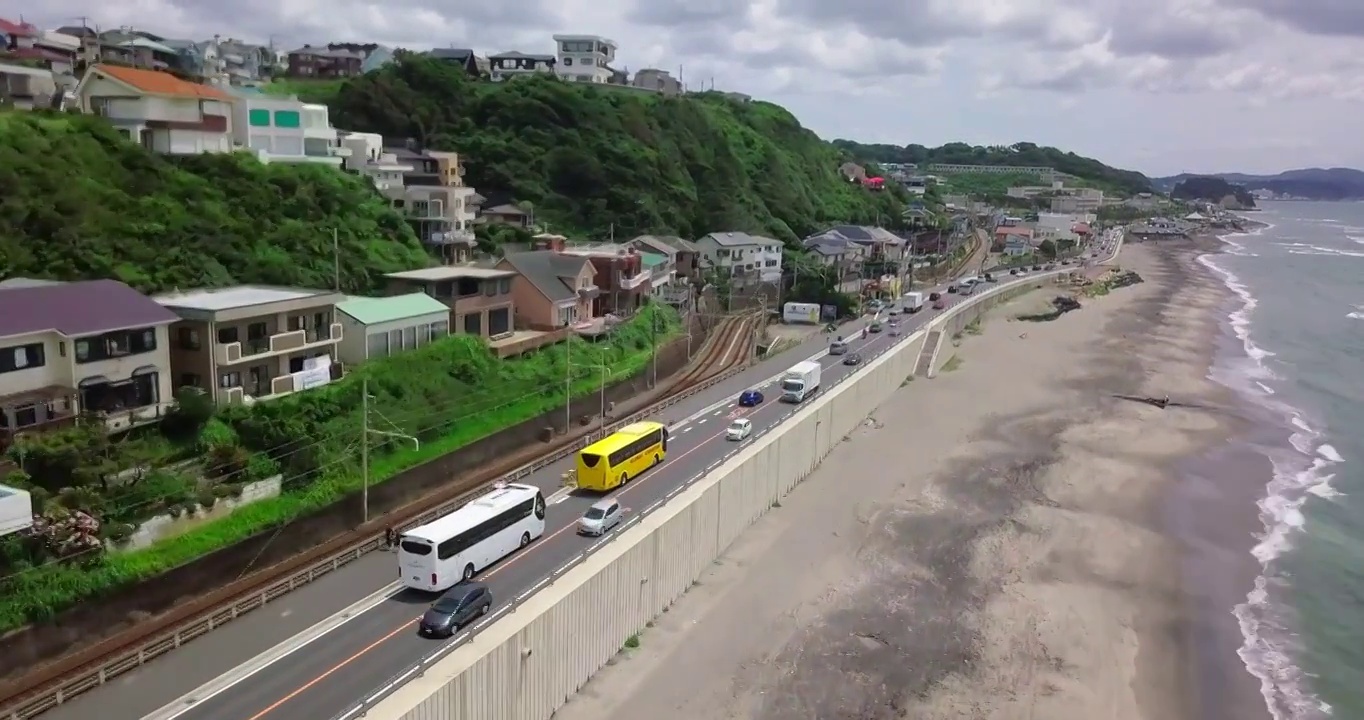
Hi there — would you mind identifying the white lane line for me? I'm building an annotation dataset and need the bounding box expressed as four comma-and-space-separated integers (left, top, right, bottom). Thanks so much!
679, 426, 693, 433
697, 418, 707, 424
144, 580, 406, 720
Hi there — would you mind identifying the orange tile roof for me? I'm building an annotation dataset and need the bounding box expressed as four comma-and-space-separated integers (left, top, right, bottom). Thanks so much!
92, 64, 229, 100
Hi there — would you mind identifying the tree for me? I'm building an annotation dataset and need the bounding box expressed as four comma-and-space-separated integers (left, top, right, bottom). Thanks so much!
1038, 239, 1058, 259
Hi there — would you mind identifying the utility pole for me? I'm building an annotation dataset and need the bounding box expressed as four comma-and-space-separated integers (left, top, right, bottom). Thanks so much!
359, 377, 418, 525
332, 228, 340, 291
564, 339, 572, 432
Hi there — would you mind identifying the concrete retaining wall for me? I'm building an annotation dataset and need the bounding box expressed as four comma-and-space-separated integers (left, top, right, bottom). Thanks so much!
365, 278, 1055, 720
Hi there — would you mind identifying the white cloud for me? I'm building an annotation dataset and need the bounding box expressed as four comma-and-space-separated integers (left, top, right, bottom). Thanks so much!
9, 0, 1363, 175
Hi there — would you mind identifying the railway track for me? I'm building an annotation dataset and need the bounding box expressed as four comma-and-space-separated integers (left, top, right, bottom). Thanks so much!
0, 311, 763, 720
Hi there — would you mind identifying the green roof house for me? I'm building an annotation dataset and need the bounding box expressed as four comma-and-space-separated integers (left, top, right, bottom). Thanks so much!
334, 292, 451, 364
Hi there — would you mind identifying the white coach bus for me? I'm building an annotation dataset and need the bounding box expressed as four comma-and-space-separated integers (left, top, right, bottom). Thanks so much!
398, 483, 547, 592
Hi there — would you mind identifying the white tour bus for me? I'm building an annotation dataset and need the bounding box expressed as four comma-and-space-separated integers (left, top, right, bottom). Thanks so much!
398, 482, 547, 592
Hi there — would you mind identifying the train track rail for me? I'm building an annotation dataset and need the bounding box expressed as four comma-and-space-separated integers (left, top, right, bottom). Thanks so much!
0, 311, 763, 720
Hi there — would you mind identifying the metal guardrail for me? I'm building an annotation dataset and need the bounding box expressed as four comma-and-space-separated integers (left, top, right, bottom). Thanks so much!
324, 274, 1075, 720
0, 327, 760, 720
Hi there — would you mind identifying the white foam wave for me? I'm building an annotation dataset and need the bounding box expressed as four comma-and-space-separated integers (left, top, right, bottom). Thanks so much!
1198, 238, 1341, 720
1348, 305, 1363, 320
1284, 244, 1364, 258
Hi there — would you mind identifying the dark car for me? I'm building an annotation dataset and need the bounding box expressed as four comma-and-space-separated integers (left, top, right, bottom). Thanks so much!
983, 272, 996, 282
419, 582, 492, 638
739, 389, 764, 407
946, 285, 958, 294
932, 299, 947, 310
1031, 265, 1042, 271
843, 353, 863, 366
928, 292, 941, 301
1010, 268, 1020, 275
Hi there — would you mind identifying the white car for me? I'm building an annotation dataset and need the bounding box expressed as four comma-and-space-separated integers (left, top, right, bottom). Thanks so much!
578, 497, 624, 536
726, 418, 752, 441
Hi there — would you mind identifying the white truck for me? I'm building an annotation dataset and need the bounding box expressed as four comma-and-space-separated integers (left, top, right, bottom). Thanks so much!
902, 291, 924, 313
781, 360, 822, 403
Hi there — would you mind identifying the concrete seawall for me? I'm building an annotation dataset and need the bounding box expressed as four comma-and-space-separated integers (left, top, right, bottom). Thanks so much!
364, 278, 1052, 720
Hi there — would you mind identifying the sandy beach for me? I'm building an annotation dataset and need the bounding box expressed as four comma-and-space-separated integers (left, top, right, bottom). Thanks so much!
552, 240, 1263, 720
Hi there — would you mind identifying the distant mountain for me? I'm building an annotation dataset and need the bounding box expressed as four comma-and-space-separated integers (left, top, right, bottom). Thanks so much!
1152, 168, 1364, 200
1170, 176, 1256, 209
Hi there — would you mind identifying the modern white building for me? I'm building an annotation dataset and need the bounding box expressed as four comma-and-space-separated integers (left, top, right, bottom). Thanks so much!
695, 232, 784, 285
0, 485, 32, 537
229, 92, 347, 165
340, 132, 412, 190
552, 34, 617, 83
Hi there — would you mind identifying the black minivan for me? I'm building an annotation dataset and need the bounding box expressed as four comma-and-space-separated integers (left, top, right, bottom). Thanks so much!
419, 582, 493, 637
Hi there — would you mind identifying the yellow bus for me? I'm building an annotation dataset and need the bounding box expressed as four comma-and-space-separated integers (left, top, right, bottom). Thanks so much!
576, 421, 669, 492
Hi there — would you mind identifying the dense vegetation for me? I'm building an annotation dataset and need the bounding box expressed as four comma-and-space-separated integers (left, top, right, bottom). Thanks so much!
833, 140, 1153, 197
0, 305, 680, 629
1171, 176, 1256, 208
1155, 168, 1364, 201
0, 112, 428, 292
328, 53, 908, 244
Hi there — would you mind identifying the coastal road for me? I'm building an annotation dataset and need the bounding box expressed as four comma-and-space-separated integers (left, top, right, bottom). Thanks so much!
41, 260, 1095, 720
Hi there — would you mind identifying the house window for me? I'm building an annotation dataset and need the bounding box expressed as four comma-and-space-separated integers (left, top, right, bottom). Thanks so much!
581, 58, 595, 66
0, 343, 45, 373
74, 328, 157, 364
273, 110, 301, 128
498, 278, 512, 294
11, 404, 39, 428
716, 249, 729, 258
248, 108, 271, 126
178, 327, 201, 350
563, 58, 573, 66
179, 373, 201, 389
483, 281, 496, 297
219, 371, 241, 388
557, 304, 577, 327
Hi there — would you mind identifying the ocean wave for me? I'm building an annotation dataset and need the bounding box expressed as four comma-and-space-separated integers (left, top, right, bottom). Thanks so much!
1197, 241, 1340, 720
1281, 243, 1364, 258
1348, 306, 1363, 320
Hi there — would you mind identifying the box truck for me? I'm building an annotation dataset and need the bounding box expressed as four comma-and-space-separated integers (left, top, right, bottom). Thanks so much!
902, 291, 924, 313
780, 361, 822, 403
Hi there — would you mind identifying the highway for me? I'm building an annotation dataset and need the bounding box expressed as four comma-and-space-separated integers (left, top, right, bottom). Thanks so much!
43, 238, 1119, 720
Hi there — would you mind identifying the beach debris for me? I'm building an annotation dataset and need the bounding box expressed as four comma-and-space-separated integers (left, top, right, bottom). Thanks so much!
1016, 296, 1081, 322
1110, 393, 1219, 411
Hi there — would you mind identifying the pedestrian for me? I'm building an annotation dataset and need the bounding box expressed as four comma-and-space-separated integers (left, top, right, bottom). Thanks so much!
384, 526, 395, 549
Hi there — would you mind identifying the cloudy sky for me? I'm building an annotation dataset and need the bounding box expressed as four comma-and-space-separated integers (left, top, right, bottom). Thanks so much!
13, 0, 1364, 177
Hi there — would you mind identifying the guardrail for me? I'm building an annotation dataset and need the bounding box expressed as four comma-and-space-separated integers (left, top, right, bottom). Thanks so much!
0, 317, 763, 720
325, 269, 1081, 720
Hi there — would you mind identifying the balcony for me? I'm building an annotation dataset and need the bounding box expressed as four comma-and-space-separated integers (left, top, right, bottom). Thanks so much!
214, 323, 343, 366
618, 269, 650, 291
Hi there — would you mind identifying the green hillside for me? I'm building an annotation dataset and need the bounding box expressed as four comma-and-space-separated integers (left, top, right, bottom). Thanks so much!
833, 140, 1152, 196
327, 53, 907, 244
0, 112, 428, 292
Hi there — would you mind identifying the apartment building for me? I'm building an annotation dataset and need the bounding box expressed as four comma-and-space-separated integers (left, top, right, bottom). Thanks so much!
77, 64, 232, 154
383, 146, 479, 250
559, 243, 655, 316
0, 280, 179, 446
694, 232, 784, 285
487, 51, 555, 81
382, 267, 518, 338
1007, 181, 1104, 213
155, 285, 345, 405
285, 45, 363, 79
229, 91, 346, 165
552, 34, 617, 83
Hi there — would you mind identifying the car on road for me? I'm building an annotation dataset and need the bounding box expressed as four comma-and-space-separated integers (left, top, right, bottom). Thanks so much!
1031, 264, 1042, 271
843, 352, 863, 366
738, 388, 764, 406
726, 418, 753, 441
1010, 268, 1020, 275
946, 284, 958, 293
869, 321, 883, 333
419, 582, 493, 638
932, 299, 947, 310
929, 291, 942, 301
578, 497, 624, 536
890, 326, 902, 336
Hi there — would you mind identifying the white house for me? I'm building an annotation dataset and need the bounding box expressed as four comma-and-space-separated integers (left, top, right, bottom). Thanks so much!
695, 232, 784, 285
76, 64, 233, 154
340, 132, 412, 190
552, 34, 617, 83
334, 293, 451, 365
228, 92, 347, 166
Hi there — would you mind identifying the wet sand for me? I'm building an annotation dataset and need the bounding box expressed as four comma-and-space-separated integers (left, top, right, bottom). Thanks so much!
553, 241, 1264, 720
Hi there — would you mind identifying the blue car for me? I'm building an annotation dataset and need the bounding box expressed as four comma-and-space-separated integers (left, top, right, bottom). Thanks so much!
738, 389, 764, 407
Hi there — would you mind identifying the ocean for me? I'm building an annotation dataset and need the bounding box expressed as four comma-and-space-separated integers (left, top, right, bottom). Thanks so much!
1199, 202, 1364, 720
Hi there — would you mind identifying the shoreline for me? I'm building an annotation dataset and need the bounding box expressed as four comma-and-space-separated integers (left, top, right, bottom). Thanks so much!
552, 242, 1250, 720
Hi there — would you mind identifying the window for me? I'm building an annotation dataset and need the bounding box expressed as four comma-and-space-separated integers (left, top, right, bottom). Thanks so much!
178, 327, 201, 350
716, 249, 730, 258
581, 58, 595, 66
435, 499, 536, 559
402, 326, 417, 349
74, 328, 157, 364
248, 108, 271, 126
498, 278, 512, 294
217, 326, 239, 344
607, 427, 665, 466
0, 343, 44, 373
219, 371, 241, 388
557, 304, 576, 327
12, 404, 38, 428
366, 331, 388, 359
563, 58, 573, 66
179, 373, 201, 388
431, 321, 449, 338
273, 110, 301, 128
483, 281, 496, 297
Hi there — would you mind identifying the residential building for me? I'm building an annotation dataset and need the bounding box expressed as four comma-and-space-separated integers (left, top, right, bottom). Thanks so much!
1007, 181, 1104, 213
2, 19, 76, 76
560, 243, 654, 316
630, 235, 700, 281
340, 132, 412, 190
106, 34, 183, 72
286, 45, 363, 79
631, 68, 682, 95
76, 64, 233, 154
0, 280, 179, 445
0, 63, 58, 109
810, 225, 905, 264
803, 234, 867, 274
480, 203, 532, 228
428, 48, 484, 77
158, 36, 223, 82
382, 267, 518, 338
218, 38, 274, 85
993, 225, 1036, 253
383, 146, 479, 251
496, 251, 598, 330
929, 164, 1057, 180
902, 176, 929, 196
552, 34, 618, 84
154, 286, 346, 405
0, 484, 32, 537
695, 232, 784, 284
487, 51, 555, 82
333, 293, 451, 365
1034, 212, 1094, 245
229, 91, 346, 165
